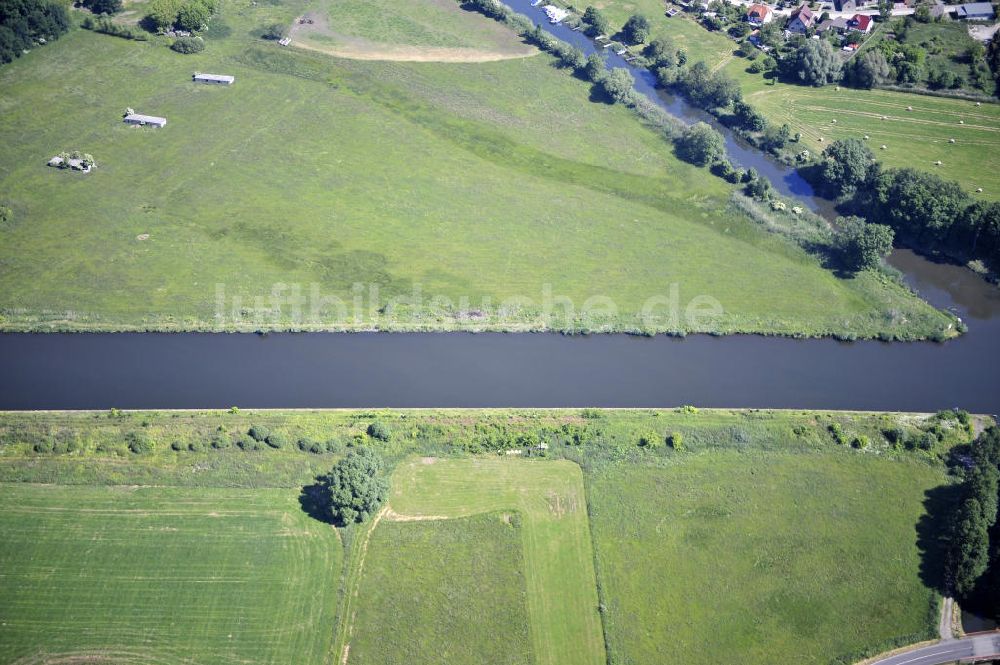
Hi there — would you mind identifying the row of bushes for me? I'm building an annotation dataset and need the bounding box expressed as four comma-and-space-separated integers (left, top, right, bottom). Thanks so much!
28, 420, 398, 456
81, 15, 148, 40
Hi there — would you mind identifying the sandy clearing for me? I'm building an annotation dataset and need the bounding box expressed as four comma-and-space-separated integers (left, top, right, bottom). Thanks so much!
287, 12, 538, 63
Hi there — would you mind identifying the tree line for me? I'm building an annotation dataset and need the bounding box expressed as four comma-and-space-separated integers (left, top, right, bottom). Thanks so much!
819, 137, 1000, 272
946, 426, 1000, 620
0, 0, 69, 65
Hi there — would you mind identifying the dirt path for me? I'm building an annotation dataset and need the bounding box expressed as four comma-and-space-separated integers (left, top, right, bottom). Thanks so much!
288, 12, 538, 64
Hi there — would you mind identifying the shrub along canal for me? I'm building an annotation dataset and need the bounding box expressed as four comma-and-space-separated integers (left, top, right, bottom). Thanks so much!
0, 2, 997, 412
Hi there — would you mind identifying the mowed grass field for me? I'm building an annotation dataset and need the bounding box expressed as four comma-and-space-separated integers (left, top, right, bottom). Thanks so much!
588, 451, 946, 665
382, 457, 605, 665
349, 513, 534, 665
0, 0, 954, 338
735, 72, 1000, 199
586, 0, 1000, 197
0, 484, 343, 665
315, 0, 531, 52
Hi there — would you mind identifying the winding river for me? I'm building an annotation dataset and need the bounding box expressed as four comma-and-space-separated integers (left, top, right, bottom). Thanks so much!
0, 3, 997, 412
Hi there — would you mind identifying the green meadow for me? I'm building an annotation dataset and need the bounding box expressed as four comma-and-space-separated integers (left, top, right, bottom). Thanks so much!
0, 484, 343, 665
0, 0, 956, 338
589, 452, 945, 664
349, 513, 534, 665
0, 407, 980, 665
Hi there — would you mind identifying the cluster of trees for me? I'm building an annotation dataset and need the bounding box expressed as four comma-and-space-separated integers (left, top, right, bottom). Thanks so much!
145, 0, 217, 32
0, 0, 69, 65
946, 427, 1000, 619
778, 16, 994, 94
580, 6, 650, 45
784, 40, 842, 87
819, 138, 1000, 271
671, 61, 741, 110
316, 447, 389, 525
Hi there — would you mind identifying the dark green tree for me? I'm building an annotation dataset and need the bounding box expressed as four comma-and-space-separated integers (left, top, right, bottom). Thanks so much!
582, 6, 610, 37
643, 36, 676, 67
833, 216, 895, 272
622, 14, 650, 44
675, 122, 725, 167
733, 101, 766, 131
601, 67, 634, 103
785, 40, 842, 86
821, 138, 876, 195
871, 168, 970, 246
583, 51, 606, 82
846, 50, 891, 89
319, 447, 390, 525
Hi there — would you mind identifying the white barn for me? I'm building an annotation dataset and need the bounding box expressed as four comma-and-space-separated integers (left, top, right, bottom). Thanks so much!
192, 72, 235, 85
123, 113, 167, 128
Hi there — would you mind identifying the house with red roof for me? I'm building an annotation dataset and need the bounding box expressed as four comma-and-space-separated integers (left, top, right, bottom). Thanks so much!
746, 3, 774, 24
846, 13, 873, 33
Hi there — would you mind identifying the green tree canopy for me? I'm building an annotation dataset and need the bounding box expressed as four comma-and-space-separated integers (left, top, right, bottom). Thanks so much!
833, 216, 894, 272
582, 6, 611, 37
785, 40, 842, 86
846, 50, 891, 89
601, 67, 634, 104
821, 138, 876, 195
319, 447, 389, 526
675, 122, 725, 167
622, 14, 651, 44
871, 168, 970, 245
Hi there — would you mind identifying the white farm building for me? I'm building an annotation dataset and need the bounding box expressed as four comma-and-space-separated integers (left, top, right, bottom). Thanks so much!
123, 113, 167, 128
192, 72, 235, 85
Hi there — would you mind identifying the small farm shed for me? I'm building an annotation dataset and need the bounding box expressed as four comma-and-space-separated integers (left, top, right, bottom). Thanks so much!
193, 72, 235, 85
124, 113, 167, 128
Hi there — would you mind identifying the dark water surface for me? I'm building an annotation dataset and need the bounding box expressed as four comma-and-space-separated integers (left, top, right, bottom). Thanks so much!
0, 5, 998, 412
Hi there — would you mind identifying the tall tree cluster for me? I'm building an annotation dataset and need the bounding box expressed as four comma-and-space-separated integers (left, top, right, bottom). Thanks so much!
317, 446, 389, 526
946, 427, 1000, 618
819, 139, 1000, 271
0, 0, 69, 64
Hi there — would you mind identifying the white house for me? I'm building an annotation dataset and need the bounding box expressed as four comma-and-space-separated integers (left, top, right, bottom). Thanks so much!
193, 72, 235, 85
123, 113, 167, 128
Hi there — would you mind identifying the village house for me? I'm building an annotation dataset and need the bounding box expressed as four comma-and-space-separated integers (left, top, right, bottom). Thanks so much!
746, 3, 774, 24
956, 2, 995, 19
817, 16, 850, 33
123, 113, 167, 128
846, 13, 873, 33
786, 4, 816, 33
192, 72, 235, 85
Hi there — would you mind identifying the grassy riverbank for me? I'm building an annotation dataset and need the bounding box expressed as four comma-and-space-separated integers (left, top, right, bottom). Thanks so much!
0, 0, 958, 339
0, 408, 983, 664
